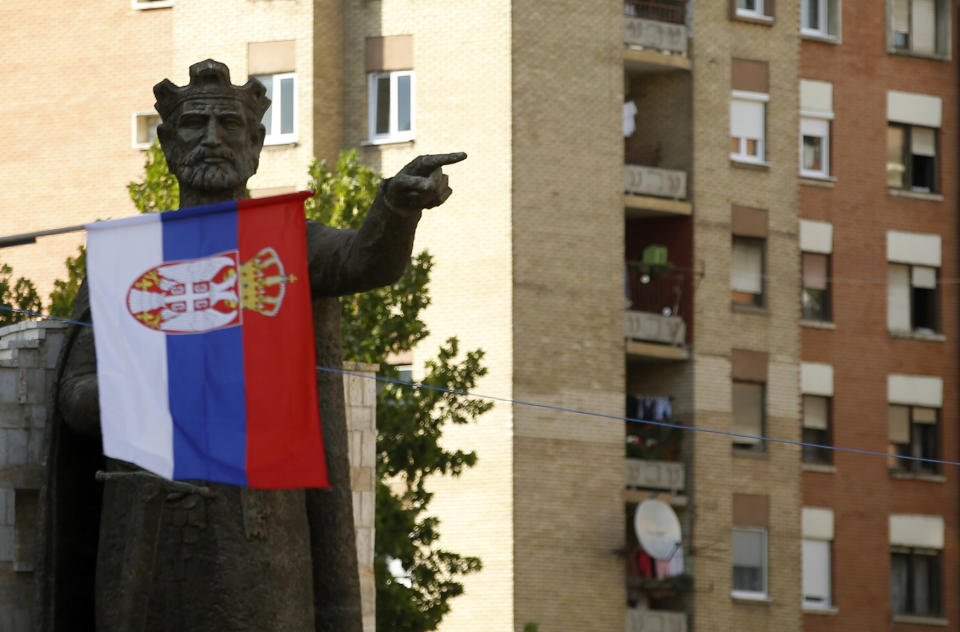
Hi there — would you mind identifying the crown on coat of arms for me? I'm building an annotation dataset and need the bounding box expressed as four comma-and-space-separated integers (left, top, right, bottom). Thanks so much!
240, 247, 296, 317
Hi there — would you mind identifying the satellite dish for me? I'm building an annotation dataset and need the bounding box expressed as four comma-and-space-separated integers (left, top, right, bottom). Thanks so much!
634, 498, 682, 560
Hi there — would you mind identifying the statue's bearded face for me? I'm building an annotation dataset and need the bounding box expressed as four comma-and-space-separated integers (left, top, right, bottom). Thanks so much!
163, 99, 262, 192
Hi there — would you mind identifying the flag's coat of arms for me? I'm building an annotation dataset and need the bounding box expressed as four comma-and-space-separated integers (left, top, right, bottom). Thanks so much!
86, 193, 327, 489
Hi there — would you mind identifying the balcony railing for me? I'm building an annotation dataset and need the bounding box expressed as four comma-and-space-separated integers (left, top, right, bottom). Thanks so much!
626, 608, 687, 632
624, 164, 687, 200
625, 264, 683, 318
626, 458, 684, 490
624, 0, 686, 25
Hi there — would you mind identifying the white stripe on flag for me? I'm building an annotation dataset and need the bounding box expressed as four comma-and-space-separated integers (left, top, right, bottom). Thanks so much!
87, 214, 175, 479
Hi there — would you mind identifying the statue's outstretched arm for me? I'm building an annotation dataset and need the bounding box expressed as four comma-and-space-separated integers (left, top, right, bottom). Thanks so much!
307, 153, 465, 297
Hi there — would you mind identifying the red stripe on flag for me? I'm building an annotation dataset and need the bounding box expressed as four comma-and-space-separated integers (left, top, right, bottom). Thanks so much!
238, 193, 328, 488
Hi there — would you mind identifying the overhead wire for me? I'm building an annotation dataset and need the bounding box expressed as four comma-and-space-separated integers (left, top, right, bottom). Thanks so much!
2, 303, 956, 469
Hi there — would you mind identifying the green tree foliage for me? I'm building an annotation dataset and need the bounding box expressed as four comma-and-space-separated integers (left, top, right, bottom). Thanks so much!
306, 151, 489, 631
127, 139, 179, 214
0, 263, 42, 326
48, 245, 86, 318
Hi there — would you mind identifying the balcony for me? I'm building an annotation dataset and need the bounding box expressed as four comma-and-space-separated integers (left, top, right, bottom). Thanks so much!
626, 459, 684, 492
624, 145, 690, 217
624, 1, 689, 72
626, 608, 688, 632
625, 262, 688, 359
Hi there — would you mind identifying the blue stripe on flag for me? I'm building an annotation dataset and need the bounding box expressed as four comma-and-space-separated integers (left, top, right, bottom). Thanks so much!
162, 203, 249, 486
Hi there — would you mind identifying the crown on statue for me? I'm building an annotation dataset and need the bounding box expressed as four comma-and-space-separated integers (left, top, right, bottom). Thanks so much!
153, 59, 271, 122
239, 247, 295, 317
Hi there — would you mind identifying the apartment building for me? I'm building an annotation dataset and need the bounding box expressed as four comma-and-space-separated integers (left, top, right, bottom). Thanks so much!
0, 1, 955, 631
798, 0, 960, 629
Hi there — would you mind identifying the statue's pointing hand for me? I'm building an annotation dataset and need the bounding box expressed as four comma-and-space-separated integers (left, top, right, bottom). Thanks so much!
385, 152, 467, 213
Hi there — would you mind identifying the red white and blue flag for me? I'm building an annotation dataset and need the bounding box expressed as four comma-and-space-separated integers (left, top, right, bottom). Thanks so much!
86, 192, 328, 489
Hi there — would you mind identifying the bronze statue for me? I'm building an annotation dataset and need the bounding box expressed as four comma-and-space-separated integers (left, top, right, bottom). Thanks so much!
38, 59, 465, 632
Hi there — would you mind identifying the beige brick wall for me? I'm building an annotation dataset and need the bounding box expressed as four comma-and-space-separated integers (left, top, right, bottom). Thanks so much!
0, 2, 173, 301
510, 0, 625, 630
690, 1, 802, 631
341, 1, 517, 630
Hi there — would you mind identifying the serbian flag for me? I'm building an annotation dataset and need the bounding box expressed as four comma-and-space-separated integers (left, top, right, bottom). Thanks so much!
85, 192, 328, 489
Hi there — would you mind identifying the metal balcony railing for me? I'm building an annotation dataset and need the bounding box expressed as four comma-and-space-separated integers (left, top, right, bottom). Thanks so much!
625, 263, 683, 317
624, 0, 687, 25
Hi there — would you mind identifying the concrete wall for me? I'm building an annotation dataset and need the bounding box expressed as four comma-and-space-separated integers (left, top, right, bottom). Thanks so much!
0, 321, 376, 632
0, 321, 67, 632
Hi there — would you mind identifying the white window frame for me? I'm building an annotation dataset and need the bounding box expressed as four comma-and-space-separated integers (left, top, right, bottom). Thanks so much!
800, 113, 831, 179
253, 72, 298, 146
730, 90, 769, 165
132, 0, 173, 9
732, 527, 768, 599
131, 110, 161, 150
802, 0, 841, 40
802, 538, 832, 609
367, 70, 416, 145
888, 0, 951, 58
737, 0, 767, 19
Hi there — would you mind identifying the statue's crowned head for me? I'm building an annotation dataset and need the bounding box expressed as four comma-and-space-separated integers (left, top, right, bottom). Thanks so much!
154, 60, 271, 196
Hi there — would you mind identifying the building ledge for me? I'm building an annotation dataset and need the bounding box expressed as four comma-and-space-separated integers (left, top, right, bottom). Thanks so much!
801, 319, 835, 330
626, 340, 688, 360
732, 13, 774, 26
802, 31, 840, 44
730, 158, 771, 171
803, 463, 836, 474
732, 449, 768, 460
890, 471, 946, 483
888, 188, 944, 202
623, 48, 691, 72
804, 605, 838, 615
886, 48, 952, 62
623, 488, 688, 507
889, 330, 946, 343
624, 194, 691, 217
732, 592, 772, 604
800, 176, 836, 188
892, 614, 949, 626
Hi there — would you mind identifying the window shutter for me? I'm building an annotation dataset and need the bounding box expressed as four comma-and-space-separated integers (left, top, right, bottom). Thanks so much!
731, 100, 764, 141
912, 0, 937, 54
914, 407, 937, 424
802, 540, 830, 603
911, 265, 937, 289
803, 395, 828, 430
764, 0, 776, 18
889, 405, 911, 443
732, 383, 764, 441
887, 264, 910, 330
732, 241, 763, 294
803, 253, 828, 290
732, 530, 764, 566
729, 0, 738, 19
912, 127, 936, 157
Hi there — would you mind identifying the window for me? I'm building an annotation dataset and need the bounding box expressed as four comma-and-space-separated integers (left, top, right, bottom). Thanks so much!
800, 80, 834, 179
730, 94, 767, 163
802, 253, 830, 320
803, 540, 832, 607
889, 405, 939, 474
731, 237, 764, 306
132, 111, 161, 149
733, 381, 764, 451
253, 72, 297, 145
802, 395, 832, 464
891, 548, 941, 616
888, 124, 937, 192
732, 528, 767, 597
368, 70, 415, 143
889, 0, 949, 57
733, 0, 775, 20
802, 0, 840, 38
802, 508, 834, 609
888, 264, 938, 333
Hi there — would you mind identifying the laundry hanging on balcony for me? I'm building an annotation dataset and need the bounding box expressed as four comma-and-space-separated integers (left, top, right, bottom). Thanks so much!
628, 395, 672, 421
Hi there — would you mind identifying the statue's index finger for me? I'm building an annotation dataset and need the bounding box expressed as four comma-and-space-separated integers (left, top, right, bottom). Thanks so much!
411, 152, 467, 175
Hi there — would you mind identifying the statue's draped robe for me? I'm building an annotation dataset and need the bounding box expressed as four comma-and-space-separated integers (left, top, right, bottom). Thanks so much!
37, 189, 420, 632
